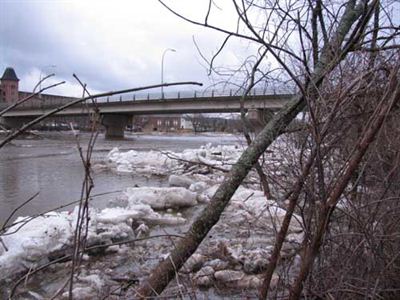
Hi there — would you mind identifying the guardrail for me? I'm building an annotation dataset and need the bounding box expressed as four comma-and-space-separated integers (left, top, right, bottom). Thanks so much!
101, 87, 294, 102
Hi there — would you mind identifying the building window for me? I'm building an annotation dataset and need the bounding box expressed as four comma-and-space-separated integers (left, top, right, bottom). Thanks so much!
157, 120, 162, 126
166, 120, 170, 126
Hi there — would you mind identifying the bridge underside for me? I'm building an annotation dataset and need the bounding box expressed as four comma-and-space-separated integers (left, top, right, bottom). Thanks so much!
1, 108, 274, 139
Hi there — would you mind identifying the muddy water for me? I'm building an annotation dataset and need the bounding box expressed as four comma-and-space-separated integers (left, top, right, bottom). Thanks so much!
0, 131, 243, 226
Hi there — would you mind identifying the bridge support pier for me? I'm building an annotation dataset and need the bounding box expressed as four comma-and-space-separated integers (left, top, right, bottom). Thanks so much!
247, 109, 274, 133
102, 114, 131, 139
1, 116, 35, 130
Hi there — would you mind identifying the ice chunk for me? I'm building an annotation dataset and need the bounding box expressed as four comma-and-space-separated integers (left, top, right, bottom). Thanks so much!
125, 187, 197, 209
214, 270, 262, 289
97, 207, 145, 224
106, 144, 243, 175
0, 211, 76, 280
168, 175, 194, 188
193, 266, 215, 287
189, 181, 208, 193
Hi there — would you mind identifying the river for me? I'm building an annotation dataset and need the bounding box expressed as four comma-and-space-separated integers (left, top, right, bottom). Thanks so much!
0, 131, 243, 226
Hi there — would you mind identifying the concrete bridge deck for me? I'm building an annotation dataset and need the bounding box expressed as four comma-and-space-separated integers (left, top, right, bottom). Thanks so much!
1, 92, 293, 138
1, 94, 292, 117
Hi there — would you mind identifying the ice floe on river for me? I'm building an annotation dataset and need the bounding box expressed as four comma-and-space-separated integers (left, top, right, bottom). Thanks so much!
0, 143, 303, 298
106, 143, 242, 175
0, 186, 196, 282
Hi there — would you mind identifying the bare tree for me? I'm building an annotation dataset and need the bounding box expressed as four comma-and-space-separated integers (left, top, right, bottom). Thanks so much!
136, 0, 400, 298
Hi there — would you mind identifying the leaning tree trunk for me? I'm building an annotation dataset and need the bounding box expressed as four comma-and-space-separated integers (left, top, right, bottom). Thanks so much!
135, 1, 372, 298
135, 94, 306, 298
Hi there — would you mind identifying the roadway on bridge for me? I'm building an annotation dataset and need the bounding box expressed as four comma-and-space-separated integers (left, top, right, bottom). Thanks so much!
2, 94, 292, 117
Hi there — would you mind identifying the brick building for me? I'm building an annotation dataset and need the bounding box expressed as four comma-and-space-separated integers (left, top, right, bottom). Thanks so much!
133, 114, 194, 132
0, 67, 19, 103
0, 67, 77, 107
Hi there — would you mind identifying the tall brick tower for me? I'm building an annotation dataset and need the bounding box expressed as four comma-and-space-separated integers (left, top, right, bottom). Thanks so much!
0, 67, 19, 103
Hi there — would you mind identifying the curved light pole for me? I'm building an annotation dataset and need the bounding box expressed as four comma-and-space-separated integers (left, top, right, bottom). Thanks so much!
161, 48, 176, 99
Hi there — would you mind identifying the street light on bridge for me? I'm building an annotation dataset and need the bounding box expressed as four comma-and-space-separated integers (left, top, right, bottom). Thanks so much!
161, 48, 176, 99
39, 65, 57, 97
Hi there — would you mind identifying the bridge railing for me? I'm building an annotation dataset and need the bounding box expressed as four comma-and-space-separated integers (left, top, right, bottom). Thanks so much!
96, 86, 294, 103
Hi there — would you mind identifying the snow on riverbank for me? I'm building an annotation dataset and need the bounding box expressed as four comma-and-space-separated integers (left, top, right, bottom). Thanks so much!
1, 143, 303, 298
0, 186, 197, 283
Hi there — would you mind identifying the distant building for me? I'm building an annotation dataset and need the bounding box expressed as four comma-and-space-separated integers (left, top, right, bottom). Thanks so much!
180, 115, 194, 131
132, 113, 242, 133
190, 114, 243, 133
133, 114, 193, 132
0, 67, 20, 103
0, 67, 77, 106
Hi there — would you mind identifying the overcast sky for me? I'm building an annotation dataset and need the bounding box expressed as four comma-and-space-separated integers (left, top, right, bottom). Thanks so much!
0, 0, 253, 97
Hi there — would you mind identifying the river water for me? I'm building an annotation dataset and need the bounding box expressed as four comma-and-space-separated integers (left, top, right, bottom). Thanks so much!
0, 131, 243, 226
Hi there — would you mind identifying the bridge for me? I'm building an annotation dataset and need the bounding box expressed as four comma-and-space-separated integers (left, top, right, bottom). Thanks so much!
1, 90, 292, 138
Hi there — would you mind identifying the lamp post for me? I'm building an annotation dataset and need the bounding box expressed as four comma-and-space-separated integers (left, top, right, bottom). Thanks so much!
161, 48, 176, 99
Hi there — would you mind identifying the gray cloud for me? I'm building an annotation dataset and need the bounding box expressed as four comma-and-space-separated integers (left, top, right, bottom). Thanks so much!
0, 1, 251, 96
